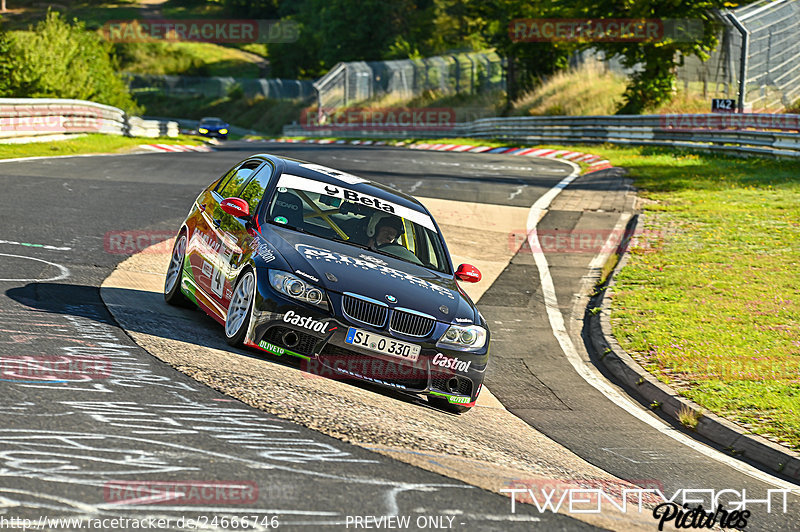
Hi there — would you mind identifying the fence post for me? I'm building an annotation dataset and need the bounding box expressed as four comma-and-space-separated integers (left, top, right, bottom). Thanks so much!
726, 12, 750, 113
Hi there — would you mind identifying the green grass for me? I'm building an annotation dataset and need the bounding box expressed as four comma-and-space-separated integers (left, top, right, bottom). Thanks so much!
577, 145, 800, 451
114, 40, 263, 77
0, 134, 205, 160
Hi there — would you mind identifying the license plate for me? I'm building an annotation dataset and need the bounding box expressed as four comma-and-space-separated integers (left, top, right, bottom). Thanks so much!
345, 327, 420, 362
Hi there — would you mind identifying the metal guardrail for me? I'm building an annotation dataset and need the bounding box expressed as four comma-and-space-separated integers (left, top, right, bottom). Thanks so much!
0, 98, 178, 141
284, 113, 800, 158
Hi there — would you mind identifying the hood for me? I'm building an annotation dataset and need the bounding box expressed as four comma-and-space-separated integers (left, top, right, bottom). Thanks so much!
260, 227, 477, 323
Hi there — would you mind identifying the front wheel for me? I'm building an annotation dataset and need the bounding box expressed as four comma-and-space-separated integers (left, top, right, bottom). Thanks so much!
164, 232, 191, 307
225, 269, 256, 346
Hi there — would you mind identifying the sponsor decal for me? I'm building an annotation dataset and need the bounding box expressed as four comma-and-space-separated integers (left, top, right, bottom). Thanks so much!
258, 340, 285, 355
358, 254, 388, 266
449, 395, 470, 404
103, 480, 258, 505
276, 200, 298, 211
277, 174, 437, 232
283, 310, 327, 333
274, 216, 288, 224
455, 317, 472, 324
431, 352, 471, 372
201, 261, 213, 278
252, 240, 276, 263
296, 244, 455, 300
294, 270, 319, 283
323, 185, 396, 214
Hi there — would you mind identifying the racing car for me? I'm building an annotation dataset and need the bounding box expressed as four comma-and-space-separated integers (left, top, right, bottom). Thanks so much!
197, 117, 229, 139
164, 154, 488, 413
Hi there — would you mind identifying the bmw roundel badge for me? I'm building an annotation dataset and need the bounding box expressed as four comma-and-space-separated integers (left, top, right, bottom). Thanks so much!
385, 294, 397, 303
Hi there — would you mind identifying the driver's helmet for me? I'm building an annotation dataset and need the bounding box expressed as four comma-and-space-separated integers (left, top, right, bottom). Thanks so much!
367, 212, 405, 240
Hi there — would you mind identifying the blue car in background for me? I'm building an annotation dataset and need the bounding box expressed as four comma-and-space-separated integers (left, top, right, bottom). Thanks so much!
198, 117, 230, 139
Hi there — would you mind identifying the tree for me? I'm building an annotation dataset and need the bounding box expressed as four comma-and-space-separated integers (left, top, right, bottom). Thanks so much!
573, 0, 727, 113
4, 11, 139, 112
474, 0, 574, 110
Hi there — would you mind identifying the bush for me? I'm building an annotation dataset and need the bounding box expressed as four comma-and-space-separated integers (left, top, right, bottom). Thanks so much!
0, 11, 139, 113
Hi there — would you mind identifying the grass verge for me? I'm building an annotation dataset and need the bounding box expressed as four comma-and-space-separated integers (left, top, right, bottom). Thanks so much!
582, 145, 800, 452
0, 134, 205, 160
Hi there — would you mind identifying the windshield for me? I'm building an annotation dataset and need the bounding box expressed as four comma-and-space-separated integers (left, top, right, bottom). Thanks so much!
200, 118, 226, 126
265, 175, 451, 274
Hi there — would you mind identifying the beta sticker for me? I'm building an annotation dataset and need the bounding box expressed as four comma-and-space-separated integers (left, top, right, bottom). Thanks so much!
274, 216, 288, 224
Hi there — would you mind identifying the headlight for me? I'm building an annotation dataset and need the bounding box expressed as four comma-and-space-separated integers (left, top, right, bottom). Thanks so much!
268, 270, 328, 309
219, 128, 228, 135
198, 128, 208, 133
436, 324, 487, 351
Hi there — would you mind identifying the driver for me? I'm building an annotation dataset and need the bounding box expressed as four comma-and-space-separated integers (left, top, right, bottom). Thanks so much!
367, 213, 405, 249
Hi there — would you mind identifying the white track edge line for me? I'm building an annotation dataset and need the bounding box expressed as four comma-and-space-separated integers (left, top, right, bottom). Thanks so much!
527, 160, 800, 493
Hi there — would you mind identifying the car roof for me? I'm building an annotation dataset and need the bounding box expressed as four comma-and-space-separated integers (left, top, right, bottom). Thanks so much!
252, 153, 430, 215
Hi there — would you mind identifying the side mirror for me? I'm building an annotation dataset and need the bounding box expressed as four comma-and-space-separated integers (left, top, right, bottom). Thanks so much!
455, 263, 481, 283
220, 197, 250, 218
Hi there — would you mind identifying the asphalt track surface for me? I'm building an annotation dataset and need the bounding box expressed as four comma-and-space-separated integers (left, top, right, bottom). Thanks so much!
0, 141, 797, 531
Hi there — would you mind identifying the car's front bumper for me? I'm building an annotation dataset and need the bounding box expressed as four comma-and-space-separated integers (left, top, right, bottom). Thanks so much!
245, 293, 487, 407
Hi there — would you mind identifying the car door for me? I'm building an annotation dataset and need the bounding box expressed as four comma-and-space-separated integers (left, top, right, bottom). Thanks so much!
186, 160, 258, 318
206, 160, 275, 317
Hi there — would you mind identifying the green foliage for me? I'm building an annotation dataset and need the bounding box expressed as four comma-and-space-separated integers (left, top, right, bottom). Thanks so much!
3, 11, 139, 112
572, 0, 727, 113
0, 23, 12, 97
472, 0, 574, 107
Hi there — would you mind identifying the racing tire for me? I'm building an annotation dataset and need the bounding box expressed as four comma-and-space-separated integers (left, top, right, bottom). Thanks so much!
164, 232, 192, 307
428, 396, 472, 414
225, 269, 256, 347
